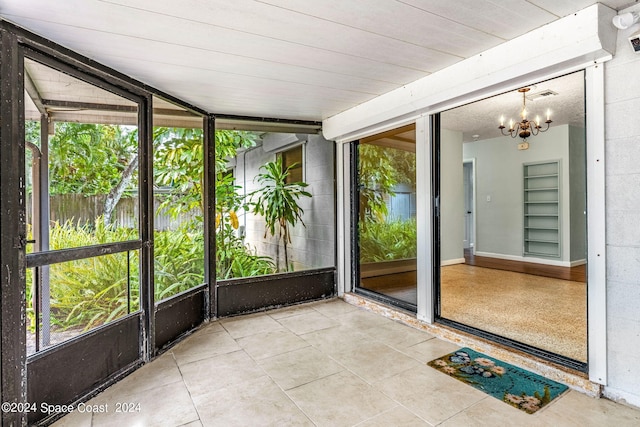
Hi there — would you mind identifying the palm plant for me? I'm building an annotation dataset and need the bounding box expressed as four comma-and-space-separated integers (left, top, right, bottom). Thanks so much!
250, 157, 312, 272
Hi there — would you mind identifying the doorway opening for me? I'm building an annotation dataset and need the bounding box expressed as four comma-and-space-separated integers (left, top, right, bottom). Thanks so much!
435, 72, 588, 370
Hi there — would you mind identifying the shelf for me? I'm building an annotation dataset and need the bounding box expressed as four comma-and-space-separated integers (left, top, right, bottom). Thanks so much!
524, 173, 559, 179
525, 187, 558, 191
524, 251, 560, 257
523, 161, 560, 259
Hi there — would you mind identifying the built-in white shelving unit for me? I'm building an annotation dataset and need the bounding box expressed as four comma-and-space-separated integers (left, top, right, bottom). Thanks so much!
523, 160, 561, 258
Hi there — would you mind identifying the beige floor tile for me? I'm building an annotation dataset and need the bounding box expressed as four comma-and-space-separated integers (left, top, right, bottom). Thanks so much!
362, 320, 434, 350
333, 308, 395, 330
287, 371, 396, 427
104, 352, 183, 397
277, 310, 340, 335
171, 330, 241, 366
300, 324, 371, 355
220, 313, 284, 339
375, 364, 486, 425
402, 338, 460, 363
237, 328, 310, 360
268, 303, 319, 320
334, 340, 422, 384
51, 409, 92, 427
179, 350, 264, 397
193, 375, 313, 427
197, 321, 225, 334
440, 396, 540, 427
539, 390, 640, 426
258, 346, 344, 390
90, 380, 199, 427
48, 299, 640, 427
312, 298, 359, 318
355, 406, 431, 426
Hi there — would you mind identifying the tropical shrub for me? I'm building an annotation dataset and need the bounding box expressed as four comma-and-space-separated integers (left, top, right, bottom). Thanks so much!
249, 158, 312, 272
34, 219, 140, 331
27, 219, 211, 331
360, 219, 417, 262
154, 225, 205, 301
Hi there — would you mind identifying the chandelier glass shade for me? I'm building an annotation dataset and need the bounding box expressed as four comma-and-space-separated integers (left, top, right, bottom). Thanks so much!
498, 88, 552, 142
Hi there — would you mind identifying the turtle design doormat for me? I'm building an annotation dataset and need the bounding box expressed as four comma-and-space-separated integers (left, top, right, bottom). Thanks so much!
428, 347, 568, 414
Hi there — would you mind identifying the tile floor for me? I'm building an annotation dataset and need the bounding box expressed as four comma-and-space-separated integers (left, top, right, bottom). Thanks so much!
53, 298, 640, 426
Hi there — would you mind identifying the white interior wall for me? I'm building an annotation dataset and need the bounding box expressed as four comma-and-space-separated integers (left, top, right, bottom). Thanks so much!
460, 125, 572, 263
439, 129, 465, 264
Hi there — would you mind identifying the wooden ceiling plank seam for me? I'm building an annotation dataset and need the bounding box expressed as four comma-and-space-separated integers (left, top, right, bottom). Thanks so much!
75, 0, 461, 70
1, 4, 445, 72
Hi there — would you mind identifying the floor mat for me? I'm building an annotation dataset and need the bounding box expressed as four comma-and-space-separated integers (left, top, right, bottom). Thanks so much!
428, 347, 568, 414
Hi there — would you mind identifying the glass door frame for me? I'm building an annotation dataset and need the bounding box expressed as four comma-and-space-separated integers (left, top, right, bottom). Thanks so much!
430, 84, 589, 372
350, 139, 418, 314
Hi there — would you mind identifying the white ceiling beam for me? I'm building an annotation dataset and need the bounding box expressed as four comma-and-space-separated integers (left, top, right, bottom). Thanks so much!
323, 3, 617, 142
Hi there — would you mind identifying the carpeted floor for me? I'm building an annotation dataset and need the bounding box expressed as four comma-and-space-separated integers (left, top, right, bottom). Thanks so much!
440, 264, 587, 362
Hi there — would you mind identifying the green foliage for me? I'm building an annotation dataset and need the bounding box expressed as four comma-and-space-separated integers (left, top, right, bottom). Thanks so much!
48, 123, 138, 196
26, 126, 278, 333
358, 143, 416, 222
210, 130, 275, 279
359, 219, 417, 262
249, 157, 312, 272
26, 219, 211, 330
214, 130, 257, 173
25, 120, 40, 144
153, 225, 205, 301
358, 144, 397, 221
41, 219, 139, 331
215, 225, 276, 279
153, 127, 205, 221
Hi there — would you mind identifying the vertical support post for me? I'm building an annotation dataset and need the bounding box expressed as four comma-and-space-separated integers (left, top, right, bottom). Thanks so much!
348, 142, 360, 293
416, 115, 434, 323
334, 142, 348, 296
139, 95, 154, 361
0, 25, 28, 426
39, 113, 51, 347
585, 64, 607, 385
205, 114, 216, 319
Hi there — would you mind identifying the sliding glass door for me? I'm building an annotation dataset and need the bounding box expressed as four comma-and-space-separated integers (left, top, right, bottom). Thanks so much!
436, 72, 588, 369
354, 125, 417, 310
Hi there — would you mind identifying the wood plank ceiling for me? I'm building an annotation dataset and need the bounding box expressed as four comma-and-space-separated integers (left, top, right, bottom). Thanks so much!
0, 0, 634, 122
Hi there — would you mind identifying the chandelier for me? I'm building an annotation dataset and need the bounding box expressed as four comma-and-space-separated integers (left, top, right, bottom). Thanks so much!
498, 88, 552, 150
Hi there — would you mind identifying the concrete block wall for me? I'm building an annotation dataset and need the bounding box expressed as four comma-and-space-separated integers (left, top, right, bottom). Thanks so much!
235, 133, 335, 273
603, 3, 640, 407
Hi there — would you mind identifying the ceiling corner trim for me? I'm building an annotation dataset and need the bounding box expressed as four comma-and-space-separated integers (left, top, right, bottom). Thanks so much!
323, 3, 617, 143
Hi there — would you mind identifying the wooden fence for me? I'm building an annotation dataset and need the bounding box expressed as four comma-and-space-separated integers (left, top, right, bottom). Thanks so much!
27, 193, 198, 231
